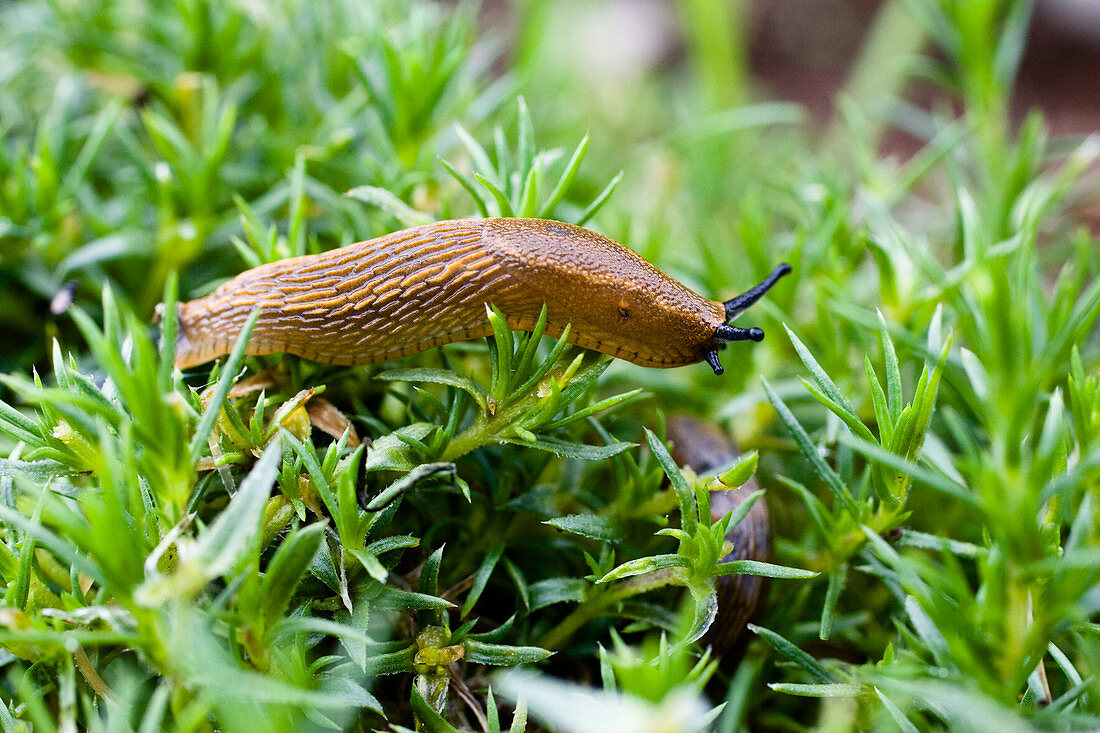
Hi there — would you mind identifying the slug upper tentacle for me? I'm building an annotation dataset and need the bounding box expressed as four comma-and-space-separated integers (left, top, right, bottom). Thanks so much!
171, 218, 789, 373
723, 263, 792, 321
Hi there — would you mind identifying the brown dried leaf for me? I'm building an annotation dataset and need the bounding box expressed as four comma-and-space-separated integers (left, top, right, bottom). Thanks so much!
307, 398, 362, 448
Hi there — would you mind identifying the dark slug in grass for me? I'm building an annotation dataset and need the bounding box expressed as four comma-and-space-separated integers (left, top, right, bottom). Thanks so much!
668, 414, 771, 661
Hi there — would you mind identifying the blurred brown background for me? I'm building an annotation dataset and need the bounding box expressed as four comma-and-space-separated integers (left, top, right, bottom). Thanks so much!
482, 0, 1100, 138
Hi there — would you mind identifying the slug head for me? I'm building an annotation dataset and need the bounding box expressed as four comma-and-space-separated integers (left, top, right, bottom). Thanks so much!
485, 219, 790, 373
702, 263, 791, 375
487, 219, 727, 367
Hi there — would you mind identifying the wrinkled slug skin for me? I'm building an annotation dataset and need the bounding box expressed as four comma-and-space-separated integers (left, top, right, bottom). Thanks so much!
174, 218, 727, 370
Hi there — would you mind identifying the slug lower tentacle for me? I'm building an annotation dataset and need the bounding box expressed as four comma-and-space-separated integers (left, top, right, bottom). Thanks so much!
171, 218, 789, 373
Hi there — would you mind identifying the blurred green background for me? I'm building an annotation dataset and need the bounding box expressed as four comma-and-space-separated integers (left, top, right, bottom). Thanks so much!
1, 0, 1099, 731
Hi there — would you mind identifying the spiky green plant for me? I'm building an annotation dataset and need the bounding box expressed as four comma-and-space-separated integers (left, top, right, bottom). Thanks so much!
1, 0, 1098, 731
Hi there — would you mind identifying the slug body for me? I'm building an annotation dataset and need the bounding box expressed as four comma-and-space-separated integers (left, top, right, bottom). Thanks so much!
174, 218, 788, 373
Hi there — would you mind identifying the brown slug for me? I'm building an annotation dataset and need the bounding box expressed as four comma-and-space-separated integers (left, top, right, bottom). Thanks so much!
171, 218, 789, 373
668, 414, 771, 661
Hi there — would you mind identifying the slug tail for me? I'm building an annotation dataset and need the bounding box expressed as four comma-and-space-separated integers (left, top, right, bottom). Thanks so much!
169, 300, 217, 370
173, 329, 198, 369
